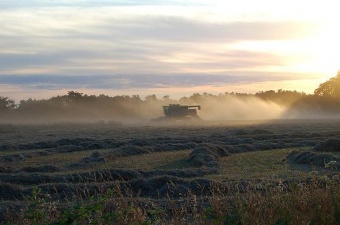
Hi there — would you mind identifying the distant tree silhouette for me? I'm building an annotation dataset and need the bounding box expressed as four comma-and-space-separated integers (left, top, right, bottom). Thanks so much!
162, 95, 170, 101
255, 90, 306, 105
67, 91, 84, 103
0, 96, 15, 110
131, 95, 142, 102
145, 94, 158, 102
314, 71, 340, 98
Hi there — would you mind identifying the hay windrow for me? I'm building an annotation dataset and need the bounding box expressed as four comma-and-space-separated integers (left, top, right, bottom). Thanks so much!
188, 144, 230, 168
18, 165, 61, 173
314, 138, 340, 152
287, 150, 339, 169
1, 121, 340, 223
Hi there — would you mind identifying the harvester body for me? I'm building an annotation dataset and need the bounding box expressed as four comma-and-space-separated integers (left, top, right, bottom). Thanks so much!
161, 104, 201, 120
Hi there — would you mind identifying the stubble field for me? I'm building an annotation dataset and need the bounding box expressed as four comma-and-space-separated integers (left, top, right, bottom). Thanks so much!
0, 119, 339, 224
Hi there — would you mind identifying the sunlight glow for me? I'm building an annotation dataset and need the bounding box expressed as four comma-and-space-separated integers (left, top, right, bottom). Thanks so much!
0, 0, 339, 99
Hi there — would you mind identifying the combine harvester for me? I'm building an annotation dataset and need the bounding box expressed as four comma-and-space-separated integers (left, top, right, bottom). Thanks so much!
152, 104, 202, 122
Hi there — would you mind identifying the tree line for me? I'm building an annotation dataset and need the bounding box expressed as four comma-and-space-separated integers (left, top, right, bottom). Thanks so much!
0, 71, 339, 122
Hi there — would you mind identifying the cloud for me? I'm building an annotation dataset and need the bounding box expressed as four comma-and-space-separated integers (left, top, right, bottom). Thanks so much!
0, 48, 287, 76
0, 72, 312, 91
0, 12, 315, 46
0, 2, 324, 100
0, 8, 313, 75
96, 17, 315, 42
0, 0, 207, 8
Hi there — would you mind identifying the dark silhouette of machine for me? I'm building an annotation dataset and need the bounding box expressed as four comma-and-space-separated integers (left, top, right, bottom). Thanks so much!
153, 104, 201, 121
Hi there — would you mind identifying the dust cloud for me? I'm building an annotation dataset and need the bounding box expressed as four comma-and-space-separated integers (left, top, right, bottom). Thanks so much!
195, 96, 286, 121
131, 95, 288, 123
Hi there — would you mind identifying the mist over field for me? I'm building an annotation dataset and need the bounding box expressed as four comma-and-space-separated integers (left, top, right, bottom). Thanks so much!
191, 95, 286, 121
0, 93, 289, 124
1, 72, 340, 124
1, 90, 340, 125
122, 94, 288, 122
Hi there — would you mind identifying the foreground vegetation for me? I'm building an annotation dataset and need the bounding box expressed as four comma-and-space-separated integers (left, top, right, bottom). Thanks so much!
1, 120, 339, 224
3, 177, 339, 225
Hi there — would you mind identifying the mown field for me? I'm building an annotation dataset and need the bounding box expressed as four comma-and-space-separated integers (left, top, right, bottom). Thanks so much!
0, 119, 339, 224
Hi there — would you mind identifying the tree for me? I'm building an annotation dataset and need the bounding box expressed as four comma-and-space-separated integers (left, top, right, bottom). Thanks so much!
0, 96, 15, 110
67, 91, 83, 101
162, 95, 170, 101
145, 94, 157, 102
314, 71, 340, 98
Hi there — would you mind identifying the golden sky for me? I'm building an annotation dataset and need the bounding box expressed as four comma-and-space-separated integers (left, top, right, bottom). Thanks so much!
0, 0, 339, 100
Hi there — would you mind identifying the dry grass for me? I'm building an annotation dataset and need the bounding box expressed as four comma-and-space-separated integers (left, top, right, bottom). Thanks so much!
208, 148, 328, 181
2, 149, 192, 174
4, 178, 340, 225
110, 150, 191, 170
2, 121, 340, 224
1, 151, 102, 170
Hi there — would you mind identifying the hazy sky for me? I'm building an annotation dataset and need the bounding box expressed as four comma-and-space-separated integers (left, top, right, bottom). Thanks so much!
0, 0, 339, 100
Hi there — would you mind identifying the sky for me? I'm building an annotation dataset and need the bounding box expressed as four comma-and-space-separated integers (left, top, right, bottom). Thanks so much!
0, 0, 339, 101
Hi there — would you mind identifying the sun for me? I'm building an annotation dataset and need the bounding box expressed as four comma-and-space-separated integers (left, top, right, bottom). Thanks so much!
289, 7, 340, 76
309, 22, 340, 74
231, 18, 339, 78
